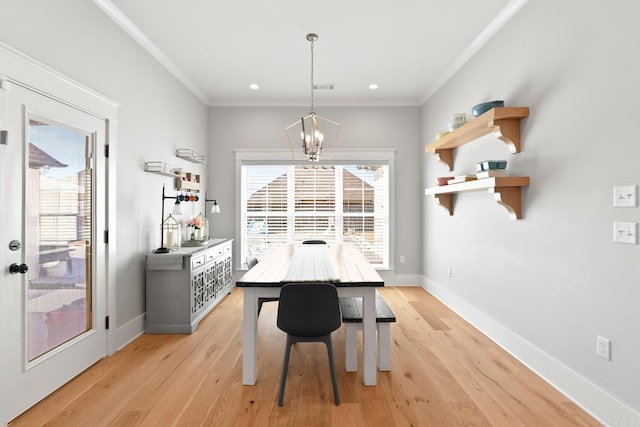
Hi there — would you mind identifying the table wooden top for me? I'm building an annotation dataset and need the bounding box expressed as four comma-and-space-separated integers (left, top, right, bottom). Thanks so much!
235, 243, 384, 287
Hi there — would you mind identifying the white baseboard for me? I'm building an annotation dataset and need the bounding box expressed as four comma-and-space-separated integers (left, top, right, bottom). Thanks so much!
422, 277, 640, 427
111, 313, 145, 354
389, 273, 422, 286
374, 271, 421, 286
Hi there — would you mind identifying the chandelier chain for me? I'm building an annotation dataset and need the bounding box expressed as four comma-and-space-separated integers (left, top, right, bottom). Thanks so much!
310, 36, 315, 114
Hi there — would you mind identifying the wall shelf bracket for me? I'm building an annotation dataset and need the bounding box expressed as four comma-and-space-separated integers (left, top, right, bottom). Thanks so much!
425, 177, 529, 220
433, 193, 453, 216
434, 149, 454, 172
425, 107, 529, 170
491, 186, 523, 220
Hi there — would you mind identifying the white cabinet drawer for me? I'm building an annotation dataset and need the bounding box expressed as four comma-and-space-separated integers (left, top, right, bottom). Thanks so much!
191, 255, 205, 269
205, 247, 224, 263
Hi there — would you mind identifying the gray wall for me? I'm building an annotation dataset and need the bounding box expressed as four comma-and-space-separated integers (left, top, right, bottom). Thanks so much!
3, 0, 638, 421
208, 106, 422, 277
422, 0, 640, 417
0, 0, 209, 335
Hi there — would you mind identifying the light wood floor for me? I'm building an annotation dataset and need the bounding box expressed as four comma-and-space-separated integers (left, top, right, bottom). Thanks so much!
10, 287, 600, 426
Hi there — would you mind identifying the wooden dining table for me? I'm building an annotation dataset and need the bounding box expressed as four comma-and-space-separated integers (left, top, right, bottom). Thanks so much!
236, 243, 384, 386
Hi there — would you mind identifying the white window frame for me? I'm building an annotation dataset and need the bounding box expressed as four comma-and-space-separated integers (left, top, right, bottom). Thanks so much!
234, 148, 396, 270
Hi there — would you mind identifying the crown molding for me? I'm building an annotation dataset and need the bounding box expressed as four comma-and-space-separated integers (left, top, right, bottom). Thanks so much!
419, 0, 529, 104
92, 0, 211, 106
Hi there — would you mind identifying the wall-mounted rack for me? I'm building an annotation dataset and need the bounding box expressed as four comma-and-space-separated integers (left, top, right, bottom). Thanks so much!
425, 176, 529, 220
144, 161, 181, 178
176, 170, 201, 192
146, 149, 205, 192
176, 149, 206, 164
425, 107, 529, 171
424, 106, 530, 219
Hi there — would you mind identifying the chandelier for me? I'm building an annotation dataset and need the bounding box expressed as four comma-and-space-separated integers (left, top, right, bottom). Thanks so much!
285, 33, 340, 162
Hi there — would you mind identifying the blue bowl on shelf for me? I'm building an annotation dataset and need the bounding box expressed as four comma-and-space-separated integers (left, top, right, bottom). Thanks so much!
476, 160, 508, 171
471, 100, 504, 117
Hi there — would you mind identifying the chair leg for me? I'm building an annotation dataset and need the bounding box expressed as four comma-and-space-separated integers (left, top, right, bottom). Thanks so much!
278, 335, 294, 406
323, 335, 340, 405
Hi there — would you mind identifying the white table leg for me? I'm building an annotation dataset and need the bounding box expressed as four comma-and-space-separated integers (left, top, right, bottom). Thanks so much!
361, 287, 377, 386
345, 323, 358, 372
242, 288, 258, 385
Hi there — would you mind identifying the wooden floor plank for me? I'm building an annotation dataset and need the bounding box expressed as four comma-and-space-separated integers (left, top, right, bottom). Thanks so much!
9, 287, 600, 427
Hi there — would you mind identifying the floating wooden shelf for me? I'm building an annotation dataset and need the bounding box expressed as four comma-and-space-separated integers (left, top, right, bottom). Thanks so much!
425, 107, 529, 171
425, 176, 530, 220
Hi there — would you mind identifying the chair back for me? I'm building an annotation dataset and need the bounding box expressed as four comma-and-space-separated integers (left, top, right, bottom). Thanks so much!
246, 255, 259, 269
302, 240, 327, 245
277, 283, 341, 337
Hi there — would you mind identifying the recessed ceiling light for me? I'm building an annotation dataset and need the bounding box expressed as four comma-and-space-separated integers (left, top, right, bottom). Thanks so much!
249, 83, 259, 90
369, 83, 379, 90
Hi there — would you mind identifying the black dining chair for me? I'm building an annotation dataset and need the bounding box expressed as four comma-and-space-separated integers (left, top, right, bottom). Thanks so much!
246, 255, 277, 315
276, 283, 341, 406
302, 239, 327, 244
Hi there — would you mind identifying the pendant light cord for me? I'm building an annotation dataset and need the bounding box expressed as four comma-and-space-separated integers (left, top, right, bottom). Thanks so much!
309, 34, 316, 115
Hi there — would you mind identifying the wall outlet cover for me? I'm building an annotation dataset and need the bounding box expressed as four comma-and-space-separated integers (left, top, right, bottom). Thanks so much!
613, 222, 638, 244
597, 335, 611, 360
613, 185, 638, 207
613, 222, 638, 245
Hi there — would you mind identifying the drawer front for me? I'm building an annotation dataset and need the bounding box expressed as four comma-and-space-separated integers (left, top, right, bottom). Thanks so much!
205, 247, 224, 264
191, 255, 205, 270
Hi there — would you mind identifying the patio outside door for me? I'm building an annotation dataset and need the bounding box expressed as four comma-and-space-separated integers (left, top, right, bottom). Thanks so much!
2, 82, 107, 422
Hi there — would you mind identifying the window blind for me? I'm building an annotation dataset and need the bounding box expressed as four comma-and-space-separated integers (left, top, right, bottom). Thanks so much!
241, 164, 388, 267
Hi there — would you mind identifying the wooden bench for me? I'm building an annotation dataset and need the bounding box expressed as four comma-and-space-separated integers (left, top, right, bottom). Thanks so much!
339, 290, 396, 372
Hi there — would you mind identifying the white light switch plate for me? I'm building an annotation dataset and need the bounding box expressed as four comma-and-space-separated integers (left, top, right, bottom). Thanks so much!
613, 185, 637, 207
613, 222, 638, 244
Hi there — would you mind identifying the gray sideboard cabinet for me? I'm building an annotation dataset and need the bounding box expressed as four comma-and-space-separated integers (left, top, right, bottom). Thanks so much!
145, 238, 233, 333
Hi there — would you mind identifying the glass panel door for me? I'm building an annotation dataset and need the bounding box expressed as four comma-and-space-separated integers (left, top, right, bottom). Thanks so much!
3, 66, 108, 424
26, 118, 93, 360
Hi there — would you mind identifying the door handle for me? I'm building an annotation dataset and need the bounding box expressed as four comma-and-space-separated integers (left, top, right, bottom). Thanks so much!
9, 263, 29, 274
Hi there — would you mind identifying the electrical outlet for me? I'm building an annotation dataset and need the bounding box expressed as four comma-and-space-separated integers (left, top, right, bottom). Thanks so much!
597, 335, 611, 360
399, 255, 405, 264
613, 222, 638, 244
447, 267, 452, 278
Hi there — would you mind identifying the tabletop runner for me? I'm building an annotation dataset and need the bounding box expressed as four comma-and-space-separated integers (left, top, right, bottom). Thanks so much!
282, 245, 341, 283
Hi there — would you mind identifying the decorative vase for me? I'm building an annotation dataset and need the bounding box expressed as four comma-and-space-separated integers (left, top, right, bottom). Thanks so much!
197, 213, 209, 241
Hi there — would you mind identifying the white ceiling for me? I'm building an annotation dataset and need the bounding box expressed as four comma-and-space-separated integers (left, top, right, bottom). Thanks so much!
95, 0, 526, 107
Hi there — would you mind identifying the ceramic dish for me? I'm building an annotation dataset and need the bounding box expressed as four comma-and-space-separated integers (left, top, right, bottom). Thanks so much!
471, 100, 504, 117
435, 130, 450, 139
435, 176, 454, 186
477, 160, 507, 171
